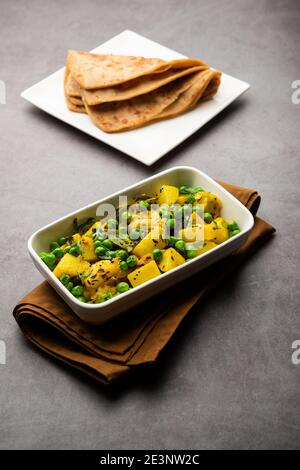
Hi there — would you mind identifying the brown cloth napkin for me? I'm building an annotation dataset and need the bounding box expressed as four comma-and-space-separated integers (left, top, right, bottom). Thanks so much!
13, 181, 275, 384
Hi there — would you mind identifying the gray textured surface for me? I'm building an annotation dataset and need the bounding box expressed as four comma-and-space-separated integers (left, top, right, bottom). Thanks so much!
0, 0, 299, 450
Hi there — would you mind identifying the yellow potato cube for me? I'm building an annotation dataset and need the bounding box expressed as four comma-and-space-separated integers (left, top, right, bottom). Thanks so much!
133, 230, 166, 258
128, 210, 161, 234
196, 241, 217, 255
179, 224, 204, 243
158, 248, 185, 273
84, 221, 102, 238
53, 253, 90, 279
81, 235, 97, 262
82, 258, 125, 291
128, 260, 161, 287
214, 217, 228, 228
71, 233, 81, 244
157, 185, 179, 205
137, 253, 154, 266
190, 212, 204, 226
195, 192, 222, 217
177, 195, 188, 206
204, 220, 229, 244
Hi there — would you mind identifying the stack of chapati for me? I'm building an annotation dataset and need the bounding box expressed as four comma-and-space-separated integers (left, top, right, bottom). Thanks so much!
64, 50, 221, 132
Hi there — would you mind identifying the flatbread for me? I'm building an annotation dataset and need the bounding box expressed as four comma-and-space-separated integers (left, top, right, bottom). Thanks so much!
66, 98, 86, 113
157, 70, 221, 119
65, 73, 82, 97
68, 95, 84, 106
82, 65, 207, 105
83, 71, 205, 132
64, 49, 221, 132
64, 65, 84, 106
64, 66, 85, 112
67, 50, 171, 89
67, 50, 208, 89
198, 72, 221, 101
168, 58, 208, 69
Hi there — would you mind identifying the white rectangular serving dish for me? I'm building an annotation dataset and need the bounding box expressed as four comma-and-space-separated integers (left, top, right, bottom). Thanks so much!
21, 30, 250, 166
28, 167, 254, 325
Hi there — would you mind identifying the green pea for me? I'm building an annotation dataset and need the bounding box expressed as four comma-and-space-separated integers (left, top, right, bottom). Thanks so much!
153, 248, 163, 261
94, 240, 103, 248
71, 285, 84, 297
121, 211, 132, 223
159, 208, 170, 218
101, 239, 113, 250
230, 229, 241, 237
186, 194, 196, 204
138, 200, 149, 209
192, 205, 202, 214
95, 246, 107, 258
204, 212, 213, 223
129, 228, 140, 240
186, 249, 197, 259
66, 281, 74, 291
69, 244, 81, 257
166, 218, 175, 232
49, 241, 59, 251
126, 255, 138, 268
116, 282, 130, 293
41, 253, 56, 269
227, 221, 239, 232
60, 274, 70, 285
115, 249, 128, 260
39, 251, 48, 259
52, 247, 64, 258
93, 231, 105, 241
159, 207, 172, 219
107, 218, 118, 229
57, 236, 67, 246
76, 296, 86, 303
120, 261, 129, 271
167, 236, 180, 247
175, 240, 186, 252
98, 292, 113, 303
107, 250, 117, 259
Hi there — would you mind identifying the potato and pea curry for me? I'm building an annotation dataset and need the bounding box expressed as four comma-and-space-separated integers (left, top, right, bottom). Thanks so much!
39, 184, 240, 304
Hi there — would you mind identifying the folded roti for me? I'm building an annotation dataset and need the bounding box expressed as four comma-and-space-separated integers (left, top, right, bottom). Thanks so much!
198, 73, 221, 101
67, 50, 170, 89
157, 70, 221, 120
67, 50, 208, 89
168, 58, 208, 69
82, 71, 205, 132
64, 50, 221, 132
68, 95, 84, 106
65, 73, 82, 97
65, 97, 86, 113
82, 65, 207, 105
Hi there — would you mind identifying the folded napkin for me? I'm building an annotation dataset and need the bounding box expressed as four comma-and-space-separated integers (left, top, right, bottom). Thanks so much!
13, 181, 275, 384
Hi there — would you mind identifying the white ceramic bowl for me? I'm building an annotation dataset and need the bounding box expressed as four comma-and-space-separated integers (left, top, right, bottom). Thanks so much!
28, 166, 254, 325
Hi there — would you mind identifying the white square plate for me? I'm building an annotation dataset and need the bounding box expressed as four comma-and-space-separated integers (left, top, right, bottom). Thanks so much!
21, 30, 250, 166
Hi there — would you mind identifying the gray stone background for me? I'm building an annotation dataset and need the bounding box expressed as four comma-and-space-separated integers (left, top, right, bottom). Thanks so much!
0, 0, 299, 450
